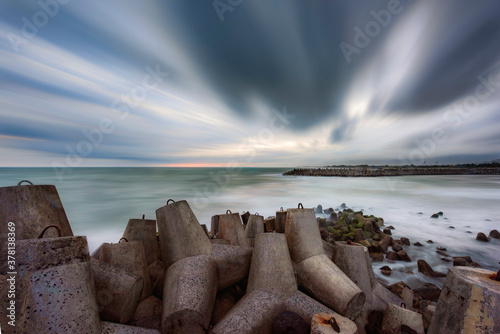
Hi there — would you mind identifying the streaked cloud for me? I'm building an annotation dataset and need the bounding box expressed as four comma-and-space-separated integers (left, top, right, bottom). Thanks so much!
0, 0, 499, 167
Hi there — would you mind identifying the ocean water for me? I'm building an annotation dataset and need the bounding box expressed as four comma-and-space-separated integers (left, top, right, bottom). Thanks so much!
1, 167, 499, 288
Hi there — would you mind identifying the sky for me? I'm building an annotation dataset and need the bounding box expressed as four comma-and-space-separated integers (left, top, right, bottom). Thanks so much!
1, 0, 499, 167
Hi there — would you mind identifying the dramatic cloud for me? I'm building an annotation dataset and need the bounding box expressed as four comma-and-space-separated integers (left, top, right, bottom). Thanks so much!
0, 0, 499, 167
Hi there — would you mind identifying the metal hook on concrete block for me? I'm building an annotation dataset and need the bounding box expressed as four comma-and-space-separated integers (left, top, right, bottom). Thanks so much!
166, 199, 175, 205
37, 225, 62, 238
17, 180, 33, 186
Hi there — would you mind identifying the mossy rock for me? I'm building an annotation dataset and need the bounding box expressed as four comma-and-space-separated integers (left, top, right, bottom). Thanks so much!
373, 234, 381, 241
341, 226, 349, 234
332, 230, 343, 241
349, 225, 356, 233
377, 218, 384, 225
326, 226, 335, 233
342, 232, 355, 241
356, 221, 365, 229
341, 212, 349, 221
346, 208, 354, 213
317, 218, 327, 228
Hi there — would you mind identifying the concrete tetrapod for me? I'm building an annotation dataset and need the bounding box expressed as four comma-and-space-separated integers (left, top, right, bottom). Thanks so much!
217, 210, 249, 247
162, 254, 218, 334
99, 241, 152, 302
428, 266, 500, 334
211, 233, 357, 334
20, 262, 101, 333
311, 313, 359, 334
91, 258, 144, 324
381, 303, 424, 334
210, 243, 253, 290
128, 295, 163, 330
243, 213, 265, 246
122, 217, 160, 265
285, 205, 365, 319
0, 182, 74, 272
275, 208, 287, 233
156, 200, 212, 268
331, 241, 374, 304
101, 321, 160, 333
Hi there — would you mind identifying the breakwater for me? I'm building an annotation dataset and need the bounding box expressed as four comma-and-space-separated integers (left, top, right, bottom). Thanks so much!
283, 166, 500, 177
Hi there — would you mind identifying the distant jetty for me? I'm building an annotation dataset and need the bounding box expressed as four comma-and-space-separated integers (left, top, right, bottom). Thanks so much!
283, 165, 500, 177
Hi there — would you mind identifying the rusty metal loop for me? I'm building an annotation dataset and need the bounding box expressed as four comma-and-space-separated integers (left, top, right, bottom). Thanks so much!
142, 214, 145, 219
119, 237, 128, 243
37, 225, 62, 238
166, 199, 175, 205
298, 203, 304, 209
280, 207, 283, 211
17, 180, 33, 186
255, 212, 259, 215
226, 209, 232, 214
401, 302, 406, 309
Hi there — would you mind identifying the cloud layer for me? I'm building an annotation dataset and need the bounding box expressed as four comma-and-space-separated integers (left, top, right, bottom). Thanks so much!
1, 0, 499, 167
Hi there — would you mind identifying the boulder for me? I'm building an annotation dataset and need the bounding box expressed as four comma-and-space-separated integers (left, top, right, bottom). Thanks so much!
386, 251, 398, 261
397, 250, 412, 262
417, 259, 446, 277
489, 229, 500, 239
380, 266, 392, 276
476, 232, 490, 242
401, 237, 410, 246
414, 283, 441, 301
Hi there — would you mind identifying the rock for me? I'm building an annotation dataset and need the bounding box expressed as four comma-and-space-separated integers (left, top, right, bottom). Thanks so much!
354, 228, 366, 242
431, 213, 439, 218
401, 237, 410, 246
393, 239, 403, 246
436, 250, 450, 257
417, 259, 446, 277
414, 283, 441, 301
380, 235, 393, 252
371, 241, 383, 253
427, 240, 433, 243
470, 262, 482, 268
466, 230, 472, 233
476, 232, 489, 242
489, 229, 500, 239
323, 207, 334, 214
392, 243, 403, 252
441, 257, 453, 262
315, 205, 323, 214
328, 212, 338, 223
372, 234, 380, 241
386, 225, 395, 230
319, 228, 329, 241
386, 251, 398, 261
371, 253, 384, 262
380, 266, 392, 276
413, 242, 423, 246
436, 247, 446, 251
383, 228, 392, 235
272, 311, 308, 334
397, 250, 412, 262
364, 221, 374, 235
452, 256, 475, 267
448, 226, 455, 229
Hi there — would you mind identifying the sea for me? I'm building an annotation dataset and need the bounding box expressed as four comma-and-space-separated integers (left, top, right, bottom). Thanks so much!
1, 167, 499, 288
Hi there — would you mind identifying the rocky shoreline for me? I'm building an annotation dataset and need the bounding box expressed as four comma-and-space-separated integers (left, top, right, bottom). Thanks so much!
283, 166, 500, 177
1, 181, 499, 333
